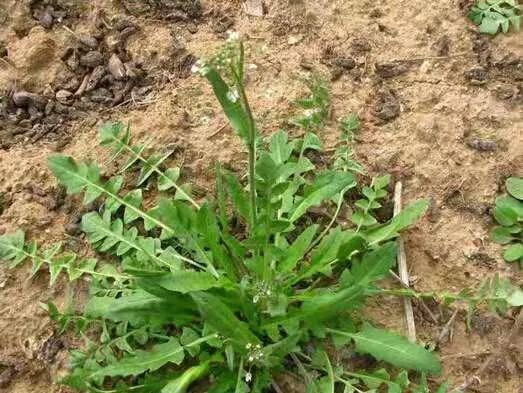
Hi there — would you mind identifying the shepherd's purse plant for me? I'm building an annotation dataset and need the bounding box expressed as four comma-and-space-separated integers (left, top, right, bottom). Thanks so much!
1, 34, 522, 393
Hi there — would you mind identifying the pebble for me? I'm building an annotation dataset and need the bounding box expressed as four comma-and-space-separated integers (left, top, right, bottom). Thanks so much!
80, 51, 104, 68
56, 90, 73, 105
108, 54, 126, 80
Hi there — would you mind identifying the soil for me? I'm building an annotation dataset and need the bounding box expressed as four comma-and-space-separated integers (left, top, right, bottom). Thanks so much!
0, 0, 522, 392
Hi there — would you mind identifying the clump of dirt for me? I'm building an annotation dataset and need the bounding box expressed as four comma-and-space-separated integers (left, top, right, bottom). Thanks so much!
118, 0, 202, 20
1, 2, 197, 149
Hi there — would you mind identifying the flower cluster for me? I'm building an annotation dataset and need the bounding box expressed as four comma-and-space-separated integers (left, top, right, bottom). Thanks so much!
252, 281, 272, 304
245, 342, 263, 363
191, 31, 241, 78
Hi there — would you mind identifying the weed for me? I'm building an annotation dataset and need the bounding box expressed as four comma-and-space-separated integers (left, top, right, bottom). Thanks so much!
0, 36, 522, 393
468, 0, 521, 35
491, 177, 523, 265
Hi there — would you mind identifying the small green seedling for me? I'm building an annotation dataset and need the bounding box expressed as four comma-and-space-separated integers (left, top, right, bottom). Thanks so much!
468, 0, 521, 35
491, 177, 523, 265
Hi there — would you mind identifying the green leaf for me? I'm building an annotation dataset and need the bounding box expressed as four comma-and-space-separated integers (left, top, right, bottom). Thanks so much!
224, 173, 251, 225
159, 168, 181, 191
480, 16, 502, 34
162, 362, 211, 393
342, 324, 441, 374
290, 172, 356, 222
349, 242, 396, 285
269, 130, 294, 165
205, 69, 250, 140
85, 289, 197, 326
506, 177, 523, 200
503, 243, 523, 262
279, 225, 319, 273
301, 132, 323, 153
494, 196, 523, 226
491, 226, 519, 244
190, 292, 260, 351
365, 199, 429, 245
91, 338, 186, 378
158, 271, 220, 293
48, 155, 103, 204
0, 230, 27, 268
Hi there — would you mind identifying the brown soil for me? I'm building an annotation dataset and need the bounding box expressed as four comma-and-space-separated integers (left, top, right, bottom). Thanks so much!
0, 0, 522, 392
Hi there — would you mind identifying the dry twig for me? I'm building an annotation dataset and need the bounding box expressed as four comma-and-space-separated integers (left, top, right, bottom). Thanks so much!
394, 182, 417, 342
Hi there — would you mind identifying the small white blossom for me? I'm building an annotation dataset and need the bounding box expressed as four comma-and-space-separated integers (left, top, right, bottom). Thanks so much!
253, 295, 259, 304
248, 356, 254, 362
227, 31, 240, 42
255, 344, 261, 349
226, 88, 240, 103
246, 343, 252, 349
245, 372, 252, 383
266, 289, 271, 296
303, 109, 315, 118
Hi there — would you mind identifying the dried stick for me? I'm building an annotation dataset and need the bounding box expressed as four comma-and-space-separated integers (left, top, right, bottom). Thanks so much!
436, 309, 459, 345
394, 182, 417, 343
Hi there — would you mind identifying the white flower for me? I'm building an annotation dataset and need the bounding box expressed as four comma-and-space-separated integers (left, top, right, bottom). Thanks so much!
227, 31, 240, 42
303, 109, 315, 118
191, 60, 210, 76
246, 343, 252, 349
266, 289, 271, 296
245, 372, 252, 382
248, 356, 254, 362
253, 295, 259, 304
226, 88, 240, 103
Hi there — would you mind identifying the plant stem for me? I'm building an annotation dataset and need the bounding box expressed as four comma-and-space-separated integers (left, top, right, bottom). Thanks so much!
236, 42, 257, 229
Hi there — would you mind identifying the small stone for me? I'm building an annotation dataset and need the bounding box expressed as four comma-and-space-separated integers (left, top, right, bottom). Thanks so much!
464, 67, 488, 85
373, 89, 401, 122
78, 35, 98, 49
334, 57, 356, 70
375, 62, 409, 78
12, 91, 47, 109
107, 54, 126, 80
55, 89, 73, 105
288, 35, 303, 45
38, 8, 54, 29
85, 65, 106, 91
466, 137, 497, 152
80, 51, 104, 67
187, 22, 198, 34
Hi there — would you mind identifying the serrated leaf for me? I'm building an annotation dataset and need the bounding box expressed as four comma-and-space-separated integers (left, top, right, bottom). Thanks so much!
159, 168, 181, 191
123, 190, 143, 224
0, 230, 27, 268
91, 338, 185, 379
290, 172, 356, 222
301, 132, 323, 153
